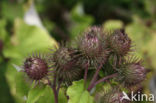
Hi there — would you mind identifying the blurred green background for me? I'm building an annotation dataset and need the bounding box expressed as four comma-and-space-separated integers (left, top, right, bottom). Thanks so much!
0, 0, 156, 103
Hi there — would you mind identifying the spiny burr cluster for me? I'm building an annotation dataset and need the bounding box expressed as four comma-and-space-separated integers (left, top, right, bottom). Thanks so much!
22, 26, 147, 103
24, 56, 48, 80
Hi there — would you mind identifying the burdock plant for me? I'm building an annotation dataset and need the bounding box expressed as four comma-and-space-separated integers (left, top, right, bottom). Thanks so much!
20, 26, 148, 103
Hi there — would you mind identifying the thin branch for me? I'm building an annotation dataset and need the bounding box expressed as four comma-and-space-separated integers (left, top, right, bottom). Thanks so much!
57, 80, 62, 93
53, 74, 57, 87
53, 74, 58, 103
88, 73, 118, 91
47, 76, 58, 103
84, 61, 89, 88
52, 87, 58, 103
88, 62, 103, 90
95, 73, 118, 85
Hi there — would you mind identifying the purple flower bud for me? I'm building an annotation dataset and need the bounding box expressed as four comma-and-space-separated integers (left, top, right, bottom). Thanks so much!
119, 62, 146, 86
79, 27, 102, 57
24, 57, 48, 80
110, 29, 131, 56
77, 26, 109, 65
125, 63, 146, 85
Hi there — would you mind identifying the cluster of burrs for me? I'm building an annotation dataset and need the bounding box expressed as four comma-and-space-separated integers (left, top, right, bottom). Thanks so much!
22, 26, 147, 103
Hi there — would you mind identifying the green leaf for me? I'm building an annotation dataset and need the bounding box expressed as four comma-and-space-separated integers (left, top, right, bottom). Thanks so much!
147, 35, 156, 68
58, 89, 68, 103
0, 19, 8, 41
126, 17, 152, 58
27, 85, 47, 103
1, 2, 23, 22
67, 80, 94, 103
3, 19, 57, 59
37, 88, 67, 103
4, 18, 57, 103
36, 87, 54, 103
145, 0, 156, 16
103, 20, 123, 31
0, 62, 15, 103
5, 59, 30, 103
27, 85, 67, 103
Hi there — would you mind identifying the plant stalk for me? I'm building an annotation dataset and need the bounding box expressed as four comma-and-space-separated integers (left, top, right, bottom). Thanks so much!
52, 86, 58, 103
47, 75, 59, 103
84, 61, 89, 88
88, 62, 103, 90
88, 73, 118, 91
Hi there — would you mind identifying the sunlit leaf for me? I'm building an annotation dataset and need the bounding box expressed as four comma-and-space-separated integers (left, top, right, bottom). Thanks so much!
67, 80, 94, 103
103, 20, 123, 31
27, 84, 47, 103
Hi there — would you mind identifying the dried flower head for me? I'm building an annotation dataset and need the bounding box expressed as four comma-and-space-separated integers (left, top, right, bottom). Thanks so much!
109, 29, 131, 56
77, 26, 109, 66
24, 54, 49, 80
52, 46, 82, 84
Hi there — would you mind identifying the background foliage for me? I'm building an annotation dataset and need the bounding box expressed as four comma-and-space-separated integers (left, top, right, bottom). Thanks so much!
0, 0, 156, 103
